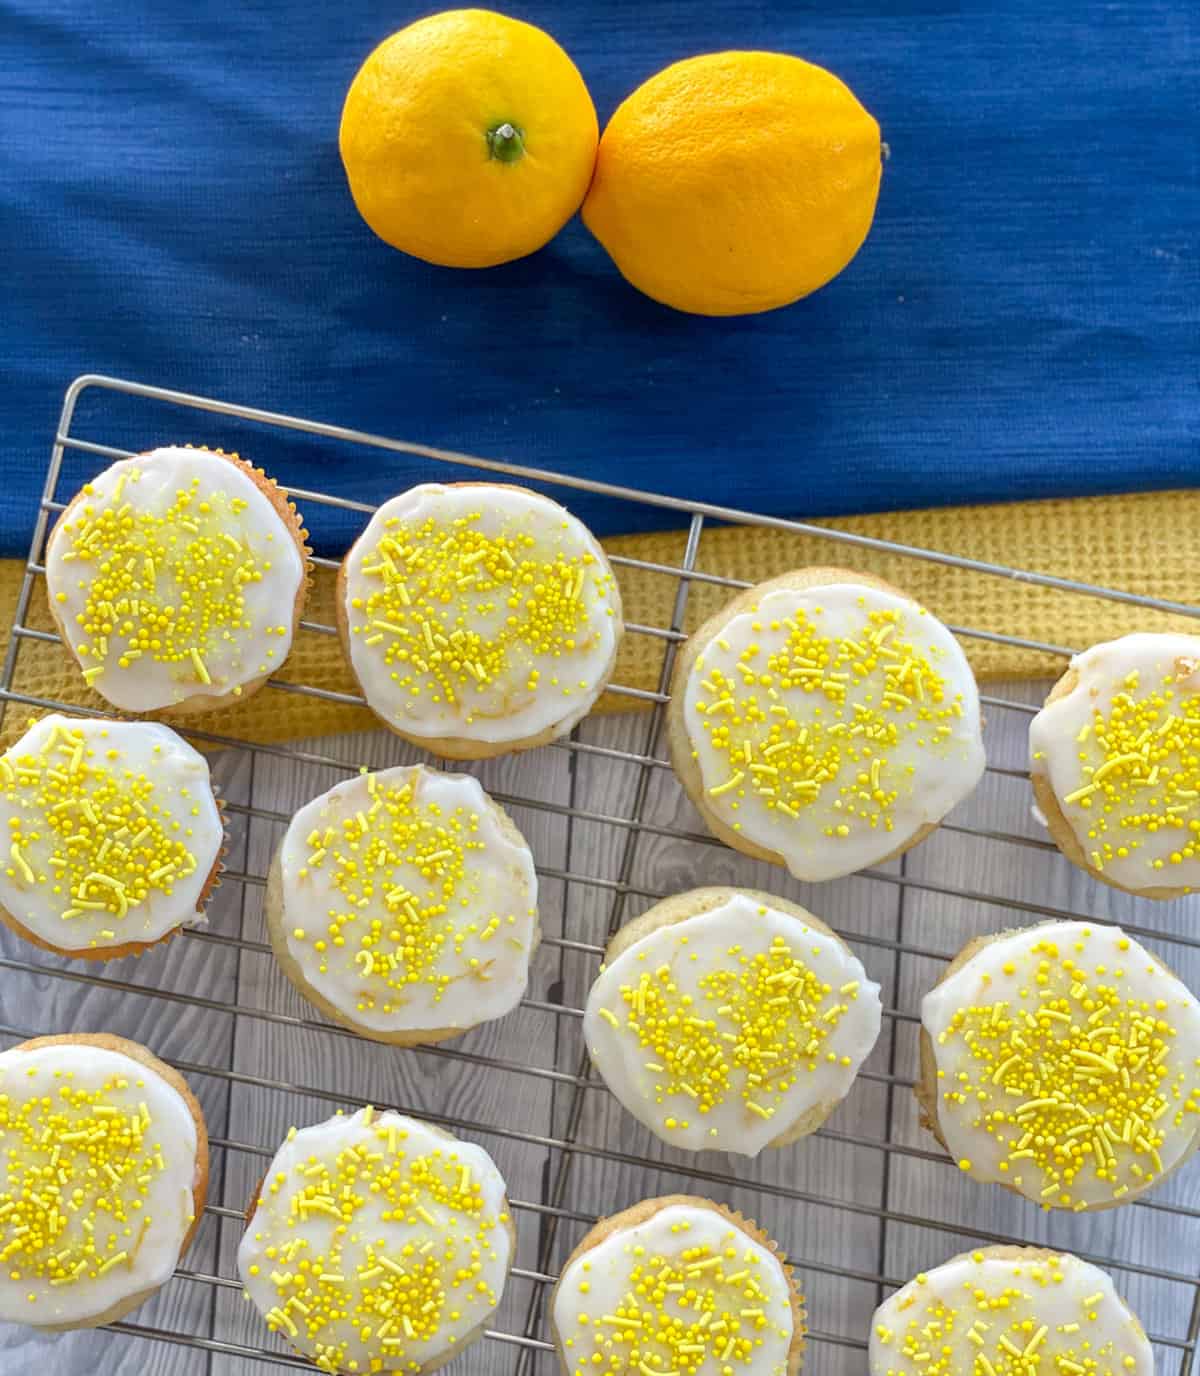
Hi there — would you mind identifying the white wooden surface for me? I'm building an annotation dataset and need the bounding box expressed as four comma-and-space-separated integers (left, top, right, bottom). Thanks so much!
1, 693, 1197, 1375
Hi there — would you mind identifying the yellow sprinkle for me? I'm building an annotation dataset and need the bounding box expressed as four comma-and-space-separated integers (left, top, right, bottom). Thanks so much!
707, 770, 744, 798
9, 843, 35, 884
189, 648, 211, 684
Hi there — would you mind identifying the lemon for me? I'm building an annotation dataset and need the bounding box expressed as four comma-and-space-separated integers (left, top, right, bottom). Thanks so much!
339, 9, 598, 269
583, 52, 882, 315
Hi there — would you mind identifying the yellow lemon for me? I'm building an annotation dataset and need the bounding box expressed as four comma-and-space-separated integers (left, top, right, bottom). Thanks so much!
339, 9, 598, 268
582, 52, 882, 315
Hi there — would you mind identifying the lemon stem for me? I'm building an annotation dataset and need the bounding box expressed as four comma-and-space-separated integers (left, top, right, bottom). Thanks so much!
487, 122, 525, 163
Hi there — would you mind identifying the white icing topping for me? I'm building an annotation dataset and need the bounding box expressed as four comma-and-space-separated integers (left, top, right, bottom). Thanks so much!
45, 446, 305, 712
1030, 632, 1200, 890
0, 714, 223, 953
238, 1108, 511, 1371
0, 1042, 199, 1327
584, 894, 881, 1154
681, 583, 985, 882
276, 764, 537, 1034
342, 483, 621, 745
870, 1250, 1152, 1375
553, 1203, 794, 1376
922, 920, 1200, 1208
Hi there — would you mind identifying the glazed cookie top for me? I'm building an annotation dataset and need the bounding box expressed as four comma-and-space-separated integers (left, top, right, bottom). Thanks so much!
584, 894, 882, 1154
922, 920, 1200, 1209
277, 765, 538, 1034
342, 483, 620, 744
238, 1108, 512, 1373
45, 446, 305, 712
0, 714, 223, 953
553, 1202, 795, 1376
0, 1041, 199, 1326
870, 1249, 1153, 1376
1030, 633, 1200, 890
680, 582, 985, 881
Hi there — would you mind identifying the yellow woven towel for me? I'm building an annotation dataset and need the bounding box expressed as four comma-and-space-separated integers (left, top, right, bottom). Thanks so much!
2, 488, 1197, 749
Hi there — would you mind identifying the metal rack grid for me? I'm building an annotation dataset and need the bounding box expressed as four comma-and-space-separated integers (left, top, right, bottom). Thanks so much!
1, 373, 1198, 1373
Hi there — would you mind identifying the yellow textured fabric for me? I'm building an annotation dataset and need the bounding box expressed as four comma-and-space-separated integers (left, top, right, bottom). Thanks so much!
2, 488, 1197, 749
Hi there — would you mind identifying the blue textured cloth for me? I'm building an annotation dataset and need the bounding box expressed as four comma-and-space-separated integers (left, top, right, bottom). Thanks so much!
1, 0, 1197, 558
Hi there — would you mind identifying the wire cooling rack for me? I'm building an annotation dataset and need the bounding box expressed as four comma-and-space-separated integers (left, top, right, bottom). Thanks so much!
2, 374, 1199, 1374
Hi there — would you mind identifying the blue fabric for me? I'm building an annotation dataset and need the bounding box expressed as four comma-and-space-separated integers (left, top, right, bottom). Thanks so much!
1, 0, 1197, 558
